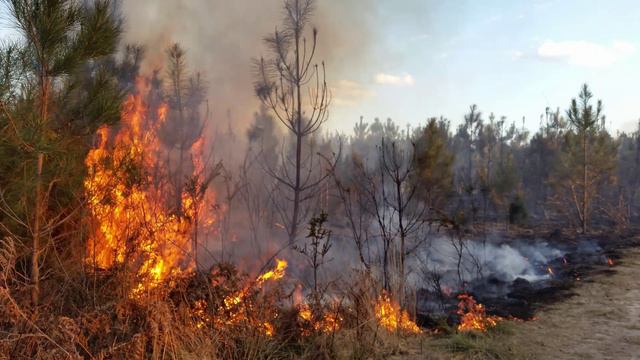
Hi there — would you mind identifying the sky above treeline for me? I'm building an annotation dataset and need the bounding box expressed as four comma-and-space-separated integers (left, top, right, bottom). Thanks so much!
2, 0, 640, 134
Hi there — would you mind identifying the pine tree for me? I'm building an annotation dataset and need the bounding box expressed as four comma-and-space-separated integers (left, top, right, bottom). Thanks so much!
1, 0, 121, 307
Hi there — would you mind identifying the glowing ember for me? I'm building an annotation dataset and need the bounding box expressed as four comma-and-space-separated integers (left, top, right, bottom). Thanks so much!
456, 294, 502, 332
263, 322, 275, 336
374, 291, 421, 334
84, 78, 214, 297
547, 266, 554, 276
193, 300, 211, 329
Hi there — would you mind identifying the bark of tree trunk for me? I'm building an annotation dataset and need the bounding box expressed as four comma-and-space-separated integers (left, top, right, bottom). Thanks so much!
289, 26, 303, 245
32, 152, 44, 308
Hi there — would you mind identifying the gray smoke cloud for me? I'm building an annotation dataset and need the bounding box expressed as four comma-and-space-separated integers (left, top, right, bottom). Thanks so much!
118, 0, 384, 135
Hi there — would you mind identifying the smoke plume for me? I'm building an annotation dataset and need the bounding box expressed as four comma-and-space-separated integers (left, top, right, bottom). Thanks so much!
119, 0, 381, 135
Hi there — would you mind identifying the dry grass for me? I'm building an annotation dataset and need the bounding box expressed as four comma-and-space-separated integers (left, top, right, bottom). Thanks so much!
0, 235, 433, 359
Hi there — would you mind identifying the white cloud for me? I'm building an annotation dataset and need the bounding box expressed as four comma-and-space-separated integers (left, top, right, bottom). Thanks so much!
510, 50, 524, 61
331, 80, 375, 107
536, 40, 635, 68
374, 72, 415, 86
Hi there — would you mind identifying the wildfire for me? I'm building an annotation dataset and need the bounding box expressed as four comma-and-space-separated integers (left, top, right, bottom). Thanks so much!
210, 259, 289, 336
374, 291, 421, 334
547, 266, 554, 276
607, 258, 614, 266
256, 259, 287, 283
456, 294, 501, 332
297, 303, 343, 334
84, 78, 214, 296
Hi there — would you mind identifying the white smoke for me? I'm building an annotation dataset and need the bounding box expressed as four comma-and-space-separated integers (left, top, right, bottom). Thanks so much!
415, 237, 567, 288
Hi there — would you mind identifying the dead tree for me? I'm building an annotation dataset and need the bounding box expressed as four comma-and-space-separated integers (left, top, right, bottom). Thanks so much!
378, 139, 428, 303
332, 155, 374, 271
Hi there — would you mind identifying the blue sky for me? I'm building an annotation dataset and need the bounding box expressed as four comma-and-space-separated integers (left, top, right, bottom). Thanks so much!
2, 1, 640, 134
329, 0, 640, 133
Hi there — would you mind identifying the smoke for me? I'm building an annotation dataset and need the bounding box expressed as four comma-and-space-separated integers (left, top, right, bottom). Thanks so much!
118, 0, 381, 136
416, 237, 569, 288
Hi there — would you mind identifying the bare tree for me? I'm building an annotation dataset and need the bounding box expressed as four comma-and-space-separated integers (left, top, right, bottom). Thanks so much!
337, 136, 427, 304
378, 139, 428, 303
254, 0, 332, 244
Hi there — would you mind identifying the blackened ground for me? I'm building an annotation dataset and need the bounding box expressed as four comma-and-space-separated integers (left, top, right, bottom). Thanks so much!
501, 243, 640, 359
416, 231, 640, 330
384, 231, 640, 360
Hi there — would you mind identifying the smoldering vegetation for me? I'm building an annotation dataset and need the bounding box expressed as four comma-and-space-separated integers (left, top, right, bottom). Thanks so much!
0, 0, 639, 359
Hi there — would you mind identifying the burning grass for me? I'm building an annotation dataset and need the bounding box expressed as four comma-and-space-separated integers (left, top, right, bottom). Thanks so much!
0, 73, 568, 359
374, 291, 421, 334
456, 294, 502, 333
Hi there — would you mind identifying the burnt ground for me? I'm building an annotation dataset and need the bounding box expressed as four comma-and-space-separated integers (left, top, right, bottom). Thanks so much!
497, 244, 640, 360
391, 232, 640, 360
416, 231, 640, 329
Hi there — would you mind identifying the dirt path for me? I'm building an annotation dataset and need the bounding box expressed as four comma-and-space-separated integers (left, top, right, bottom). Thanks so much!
504, 248, 640, 360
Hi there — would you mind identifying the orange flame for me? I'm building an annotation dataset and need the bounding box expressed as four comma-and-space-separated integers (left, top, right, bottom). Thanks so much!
84, 78, 213, 297
607, 258, 614, 266
297, 303, 343, 334
256, 259, 287, 283
456, 294, 501, 332
374, 291, 421, 334
211, 259, 289, 336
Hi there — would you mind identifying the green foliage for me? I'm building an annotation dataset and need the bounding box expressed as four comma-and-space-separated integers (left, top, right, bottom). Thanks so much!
413, 117, 454, 210
566, 84, 603, 133
295, 211, 332, 298
550, 84, 617, 229
0, 0, 124, 273
437, 321, 517, 359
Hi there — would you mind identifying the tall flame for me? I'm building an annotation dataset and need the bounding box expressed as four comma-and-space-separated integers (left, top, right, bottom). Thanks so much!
84, 78, 211, 296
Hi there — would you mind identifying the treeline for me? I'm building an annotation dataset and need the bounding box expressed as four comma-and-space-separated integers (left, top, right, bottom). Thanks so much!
321, 85, 637, 235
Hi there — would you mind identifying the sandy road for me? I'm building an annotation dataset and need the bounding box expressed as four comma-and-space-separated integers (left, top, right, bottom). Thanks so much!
504, 247, 640, 360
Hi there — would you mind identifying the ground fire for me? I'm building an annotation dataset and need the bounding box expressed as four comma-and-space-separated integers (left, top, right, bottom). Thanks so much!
456, 294, 502, 332
374, 291, 421, 334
